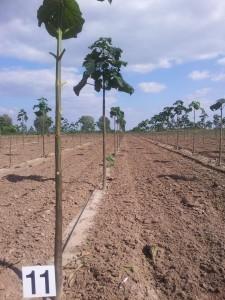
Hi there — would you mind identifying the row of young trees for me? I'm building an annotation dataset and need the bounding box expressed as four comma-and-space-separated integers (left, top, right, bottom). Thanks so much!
133, 100, 225, 132
0, 103, 126, 135
133, 98, 225, 165
36, 0, 133, 298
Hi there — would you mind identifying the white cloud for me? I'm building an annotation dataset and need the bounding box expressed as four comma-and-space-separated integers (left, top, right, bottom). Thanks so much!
211, 73, 225, 81
0, 66, 117, 122
0, 17, 51, 63
139, 82, 166, 93
188, 70, 225, 82
186, 87, 211, 100
2, 0, 225, 68
129, 59, 172, 74
189, 70, 210, 80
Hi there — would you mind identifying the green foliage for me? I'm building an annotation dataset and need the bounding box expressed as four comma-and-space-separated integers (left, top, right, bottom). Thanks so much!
0, 114, 17, 134
74, 37, 134, 95
0, 125, 17, 134
34, 115, 53, 134
77, 115, 95, 132
28, 126, 36, 134
37, 0, 85, 39
189, 100, 201, 111
116, 110, 126, 131
33, 98, 52, 134
17, 109, 28, 122
197, 109, 208, 128
106, 154, 115, 167
133, 119, 150, 132
110, 106, 120, 118
0, 114, 12, 127
97, 116, 111, 132
205, 120, 213, 129
210, 98, 225, 111
61, 117, 78, 133
33, 97, 52, 117
110, 106, 126, 131
213, 114, 225, 128
17, 109, 28, 133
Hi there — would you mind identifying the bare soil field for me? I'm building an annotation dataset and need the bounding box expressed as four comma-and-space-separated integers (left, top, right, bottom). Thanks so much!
64, 135, 225, 300
148, 130, 225, 164
0, 134, 98, 169
1, 134, 225, 300
0, 134, 114, 299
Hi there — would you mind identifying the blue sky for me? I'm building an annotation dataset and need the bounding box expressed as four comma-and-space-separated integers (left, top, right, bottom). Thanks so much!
1, 0, 225, 129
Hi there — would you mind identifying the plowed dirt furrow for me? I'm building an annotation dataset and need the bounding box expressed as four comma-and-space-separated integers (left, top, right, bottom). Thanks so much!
64, 135, 225, 300
0, 137, 113, 300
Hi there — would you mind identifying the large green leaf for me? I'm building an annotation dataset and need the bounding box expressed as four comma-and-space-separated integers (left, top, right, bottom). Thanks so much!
37, 0, 85, 39
74, 37, 134, 95
189, 100, 201, 110
210, 98, 225, 111
112, 74, 134, 95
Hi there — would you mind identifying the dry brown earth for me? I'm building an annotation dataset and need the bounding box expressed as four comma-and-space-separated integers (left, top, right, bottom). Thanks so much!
64, 135, 225, 300
1, 135, 225, 300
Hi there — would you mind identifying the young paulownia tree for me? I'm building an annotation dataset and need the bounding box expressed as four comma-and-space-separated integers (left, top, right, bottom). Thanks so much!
37, 1, 84, 298
189, 100, 202, 153
17, 109, 28, 147
173, 100, 186, 149
37, 1, 113, 298
110, 106, 121, 154
116, 109, 125, 149
210, 98, 225, 165
74, 37, 134, 189
33, 97, 52, 157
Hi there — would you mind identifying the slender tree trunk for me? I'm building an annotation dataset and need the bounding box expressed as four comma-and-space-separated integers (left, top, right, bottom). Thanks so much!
42, 116, 45, 157
203, 128, 205, 144
192, 110, 196, 154
54, 28, 63, 300
176, 116, 179, 149
23, 131, 25, 149
219, 107, 223, 165
102, 81, 106, 189
9, 136, 12, 168
116, 121, 119, 151
114, 116, 116, 155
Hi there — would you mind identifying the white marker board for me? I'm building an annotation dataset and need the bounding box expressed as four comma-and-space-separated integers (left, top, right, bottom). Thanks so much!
22, 265, 56, 298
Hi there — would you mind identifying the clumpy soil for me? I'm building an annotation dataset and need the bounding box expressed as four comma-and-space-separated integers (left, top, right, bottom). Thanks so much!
148, 130, 225, 164
1, 134, 225, 300
0, 135, 114, 299
0, 134, 98, 169
63, 135, 225, 300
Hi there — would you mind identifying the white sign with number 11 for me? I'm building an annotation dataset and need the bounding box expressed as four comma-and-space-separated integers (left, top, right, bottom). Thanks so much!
22, 265, 56, 298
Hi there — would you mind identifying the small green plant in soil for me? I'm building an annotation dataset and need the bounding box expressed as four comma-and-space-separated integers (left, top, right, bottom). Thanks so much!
106, 154, 115, 167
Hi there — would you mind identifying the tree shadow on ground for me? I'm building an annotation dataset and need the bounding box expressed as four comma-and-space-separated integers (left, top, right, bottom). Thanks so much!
154, 160, 171, 163
158, 174, 198, 181
144, 152, 158, 155
0, 259, 22, 280
3, 174, 55, 183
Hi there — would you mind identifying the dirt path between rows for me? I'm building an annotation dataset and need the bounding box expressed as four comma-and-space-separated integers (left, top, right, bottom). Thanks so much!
64, 135, 225, 300
0, 137, 114, 299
